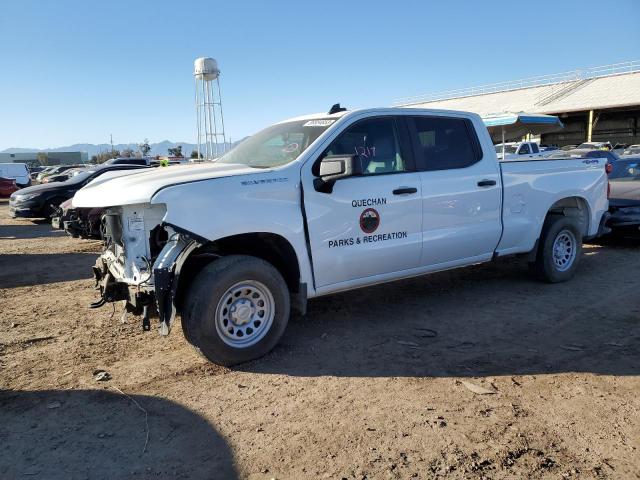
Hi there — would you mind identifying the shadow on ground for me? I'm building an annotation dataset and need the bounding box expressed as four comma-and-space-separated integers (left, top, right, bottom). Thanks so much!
0, 223, 65, 240
238, 244, 640, 379
0, 253, 96, 288
0, 389, 238, 479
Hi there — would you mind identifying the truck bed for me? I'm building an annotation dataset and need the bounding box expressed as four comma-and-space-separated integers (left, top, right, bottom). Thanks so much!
496, 157, 609, 256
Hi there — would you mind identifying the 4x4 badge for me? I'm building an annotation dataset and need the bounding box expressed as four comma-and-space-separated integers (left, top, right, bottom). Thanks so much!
360, 208, 380, 234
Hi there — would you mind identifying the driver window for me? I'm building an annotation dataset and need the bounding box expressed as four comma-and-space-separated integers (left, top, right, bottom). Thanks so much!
323, 118, 406, 175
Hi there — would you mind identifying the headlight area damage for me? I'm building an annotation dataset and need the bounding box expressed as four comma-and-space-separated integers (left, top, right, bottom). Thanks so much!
89, 203, 201, 335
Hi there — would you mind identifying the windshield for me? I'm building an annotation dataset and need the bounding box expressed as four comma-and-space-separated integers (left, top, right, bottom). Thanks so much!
610, 160, 640, 180
495, 145, 518, 155
64, 170, 95, 184
216, 119, 335, 168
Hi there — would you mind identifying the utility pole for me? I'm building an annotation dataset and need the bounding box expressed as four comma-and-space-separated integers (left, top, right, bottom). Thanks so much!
110, 134, 114, 154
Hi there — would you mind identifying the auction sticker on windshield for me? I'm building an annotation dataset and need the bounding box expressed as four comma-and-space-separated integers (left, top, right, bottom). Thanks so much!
303, 119, 336, 127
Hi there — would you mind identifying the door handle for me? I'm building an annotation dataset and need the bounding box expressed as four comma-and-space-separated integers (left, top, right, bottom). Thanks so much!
477, 179, 496, 187
393, 187, 417, 195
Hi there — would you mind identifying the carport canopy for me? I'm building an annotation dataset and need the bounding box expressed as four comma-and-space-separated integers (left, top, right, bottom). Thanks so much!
482, 112, 564, 144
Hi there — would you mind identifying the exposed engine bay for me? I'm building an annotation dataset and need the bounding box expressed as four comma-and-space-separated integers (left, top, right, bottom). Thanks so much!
90, 203, 200, 334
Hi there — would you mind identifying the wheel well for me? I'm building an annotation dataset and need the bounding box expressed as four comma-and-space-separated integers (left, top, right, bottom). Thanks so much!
175, 232, 301, 310
546, 196, 590, 236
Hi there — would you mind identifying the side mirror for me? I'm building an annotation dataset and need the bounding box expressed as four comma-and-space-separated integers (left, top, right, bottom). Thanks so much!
314, 154, 362, 193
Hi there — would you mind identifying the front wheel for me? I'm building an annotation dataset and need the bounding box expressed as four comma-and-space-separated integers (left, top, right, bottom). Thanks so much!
181, 255, 290, 366
530, 215, 582, 283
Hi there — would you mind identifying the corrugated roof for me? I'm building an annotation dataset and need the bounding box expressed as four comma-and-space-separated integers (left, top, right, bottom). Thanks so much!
397, 71, 640, 116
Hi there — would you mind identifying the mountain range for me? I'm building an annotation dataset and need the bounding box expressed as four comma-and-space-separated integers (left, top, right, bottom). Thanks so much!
1, 140, 237, 158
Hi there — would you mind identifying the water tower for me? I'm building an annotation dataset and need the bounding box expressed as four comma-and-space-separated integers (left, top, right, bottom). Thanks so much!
194, 57, 227, 161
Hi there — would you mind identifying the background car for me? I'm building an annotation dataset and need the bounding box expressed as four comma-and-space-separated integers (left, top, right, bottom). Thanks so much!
9, 164, 150, 220
0, 177, 19, 197
35, 164, 84, 183
32, 166, 56, 181
52, 198, 106, 239
621, 144, 640, 156
103, 157, 150, 166
0, 162, 31, 187
606, 156, 640, 237
575, 141, 612, 150
28, 166, 46, 179
43, 167, 90, 183
583, 149, 620, 163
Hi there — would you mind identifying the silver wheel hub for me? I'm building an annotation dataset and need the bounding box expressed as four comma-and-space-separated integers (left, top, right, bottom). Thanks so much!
230, 299, 254, 325
215, 280, 275, 348
552, 229, 577, 272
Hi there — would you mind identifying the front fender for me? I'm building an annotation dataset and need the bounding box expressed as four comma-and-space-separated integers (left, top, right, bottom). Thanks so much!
150, 170, 315, 295
153, 233, 200, 335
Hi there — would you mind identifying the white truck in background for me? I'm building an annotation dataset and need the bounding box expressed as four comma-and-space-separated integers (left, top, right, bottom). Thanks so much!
494, 141, 545, 160
73, 106, 609, 366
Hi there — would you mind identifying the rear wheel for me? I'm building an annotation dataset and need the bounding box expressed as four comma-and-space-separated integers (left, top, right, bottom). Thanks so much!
181, 255, 290, 366
530, 215, 582, 283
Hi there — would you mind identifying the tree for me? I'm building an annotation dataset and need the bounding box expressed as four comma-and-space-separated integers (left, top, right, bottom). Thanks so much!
168, 145, 183, 157
138, 139, 151, 156
37, 152, 49, 166
190, 150, 203, 159
93, 150, 121, 164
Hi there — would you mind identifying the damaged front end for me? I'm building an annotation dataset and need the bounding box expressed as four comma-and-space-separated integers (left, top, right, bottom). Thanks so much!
90, 203, 201, 334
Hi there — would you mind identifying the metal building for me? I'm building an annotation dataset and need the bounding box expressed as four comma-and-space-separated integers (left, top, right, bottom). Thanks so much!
0, 151, 89, 166
395, 61, 640, 146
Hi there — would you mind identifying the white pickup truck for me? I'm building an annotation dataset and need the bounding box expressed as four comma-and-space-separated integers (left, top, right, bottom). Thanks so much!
494, 141, 545, 160
73, 107, 609, 365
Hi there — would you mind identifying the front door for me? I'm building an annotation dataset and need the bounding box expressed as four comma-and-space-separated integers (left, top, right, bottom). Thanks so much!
303, 116, 423, 288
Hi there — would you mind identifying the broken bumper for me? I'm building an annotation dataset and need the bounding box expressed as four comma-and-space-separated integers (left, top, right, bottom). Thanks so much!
91, 231, 200, 335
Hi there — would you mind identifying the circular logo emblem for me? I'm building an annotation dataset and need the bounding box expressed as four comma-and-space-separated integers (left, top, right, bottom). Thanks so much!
360, 208, 380, 234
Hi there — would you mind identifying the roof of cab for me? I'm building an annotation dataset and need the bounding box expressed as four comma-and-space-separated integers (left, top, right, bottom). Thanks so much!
276, 107, 481, 125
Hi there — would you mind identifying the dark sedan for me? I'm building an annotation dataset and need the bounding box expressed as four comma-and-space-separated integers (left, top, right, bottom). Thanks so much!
9, 164, 150, 220
607, 157, 640, 236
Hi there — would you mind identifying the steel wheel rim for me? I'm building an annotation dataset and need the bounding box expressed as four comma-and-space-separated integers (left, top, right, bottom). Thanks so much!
214, 280, 275, 348
552, 229, 577, 272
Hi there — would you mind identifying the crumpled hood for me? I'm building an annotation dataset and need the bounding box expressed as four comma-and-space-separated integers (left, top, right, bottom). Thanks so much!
72, 162, 261, 208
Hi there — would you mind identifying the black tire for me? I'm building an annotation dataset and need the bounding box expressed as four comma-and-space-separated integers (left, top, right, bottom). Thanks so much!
181, 255, 290, 366
530, 215, 582, 283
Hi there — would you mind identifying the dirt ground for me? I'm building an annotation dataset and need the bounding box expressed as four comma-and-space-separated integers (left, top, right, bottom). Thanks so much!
1, 198, 639, 480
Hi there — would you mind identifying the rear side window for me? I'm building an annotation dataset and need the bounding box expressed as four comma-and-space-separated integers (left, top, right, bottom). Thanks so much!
519, 144, 531, 154
409, 116, 481, 171
531, 143, 539, 153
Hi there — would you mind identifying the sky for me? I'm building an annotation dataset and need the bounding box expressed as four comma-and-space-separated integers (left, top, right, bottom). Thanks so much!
1, 0, 639, 150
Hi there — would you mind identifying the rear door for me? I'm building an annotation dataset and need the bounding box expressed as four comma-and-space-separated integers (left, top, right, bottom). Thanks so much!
407, 115, 502, 267
303, 116, 423, 288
